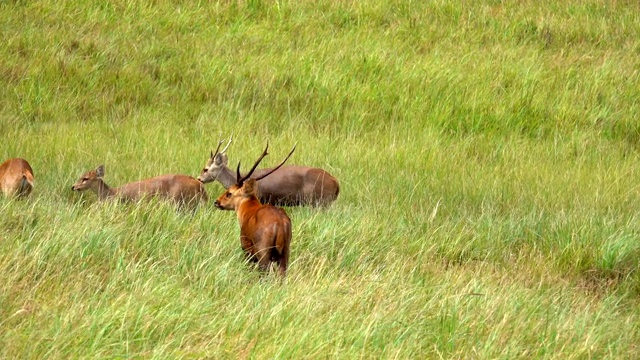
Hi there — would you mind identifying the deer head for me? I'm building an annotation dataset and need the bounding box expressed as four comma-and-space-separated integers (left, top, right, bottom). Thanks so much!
71, 165, 105, 192
214, 143, 296, 210
198, 136, 232, 183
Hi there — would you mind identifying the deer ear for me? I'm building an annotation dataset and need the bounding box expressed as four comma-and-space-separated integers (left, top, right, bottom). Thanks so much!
243, 178, 257, 195
96, 165, 105, 178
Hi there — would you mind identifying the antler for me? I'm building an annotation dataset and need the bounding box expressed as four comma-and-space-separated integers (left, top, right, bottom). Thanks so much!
221, 135, 233, 154
235, 143, 296, 186
211, 136, 233, 159
210, 139, 224, 159
237, 142, 270, 186
254, 144, 296, 181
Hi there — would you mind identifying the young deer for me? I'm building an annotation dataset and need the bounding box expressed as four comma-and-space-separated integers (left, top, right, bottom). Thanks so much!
0, 158, 34, 198
199, 137, 339, 207
214, 143, 295, 277
71, 165, 207, 209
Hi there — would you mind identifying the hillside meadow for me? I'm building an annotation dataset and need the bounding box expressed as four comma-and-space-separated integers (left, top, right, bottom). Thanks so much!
1, 0, 640, 358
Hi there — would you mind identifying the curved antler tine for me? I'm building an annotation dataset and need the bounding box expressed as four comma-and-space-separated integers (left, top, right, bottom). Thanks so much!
221, 135, 233, 154
237, 142, 270, 185
211, 138, 224, 159
236, 161, 242, 184
254, 144, 296, 181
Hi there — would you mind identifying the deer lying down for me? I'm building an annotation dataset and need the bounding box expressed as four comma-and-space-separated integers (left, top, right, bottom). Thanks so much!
214, 144, 295, 277
0, 158, 34, 198
71, 165, 207, 209
199, 137, 339, 207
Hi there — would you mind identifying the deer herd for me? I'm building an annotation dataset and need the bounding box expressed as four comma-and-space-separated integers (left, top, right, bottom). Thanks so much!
2, 138, 339, 278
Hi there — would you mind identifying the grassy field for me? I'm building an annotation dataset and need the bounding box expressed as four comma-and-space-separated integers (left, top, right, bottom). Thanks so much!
2, 0, 640, 358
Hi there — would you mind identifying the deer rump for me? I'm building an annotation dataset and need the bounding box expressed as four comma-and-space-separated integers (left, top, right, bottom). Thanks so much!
249, 166, 339, 206
239, 206, 291, 268
0, 158, 34, 197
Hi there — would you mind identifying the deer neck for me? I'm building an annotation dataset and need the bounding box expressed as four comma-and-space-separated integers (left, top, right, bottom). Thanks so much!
236, 196, 262, 225
96, 180, 116, 200
217, 166, 238, 189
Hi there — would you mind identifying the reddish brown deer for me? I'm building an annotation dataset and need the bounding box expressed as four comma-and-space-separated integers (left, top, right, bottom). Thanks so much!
199, 137, 339, 207
71, 165, 207, 209
214, 144, 295, 277
0, 158, 34, 198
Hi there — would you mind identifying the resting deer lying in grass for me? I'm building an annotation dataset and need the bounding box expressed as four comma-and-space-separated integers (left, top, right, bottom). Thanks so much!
199, 137, 339, 207
0, 158, 34, 198
71, 165, 207, 209
214, 144, 295, 277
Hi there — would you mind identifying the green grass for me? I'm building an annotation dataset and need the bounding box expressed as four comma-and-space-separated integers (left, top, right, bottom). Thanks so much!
2, 0, 640, 358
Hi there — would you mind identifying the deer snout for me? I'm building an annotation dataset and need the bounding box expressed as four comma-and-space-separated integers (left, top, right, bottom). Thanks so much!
214, 200, 222, 209
71, 185, 77, 191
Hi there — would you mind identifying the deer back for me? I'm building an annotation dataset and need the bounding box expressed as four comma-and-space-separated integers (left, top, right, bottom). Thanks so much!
249, 165, 339, 206
240, 204, 291, 254
117, 174, 208, 205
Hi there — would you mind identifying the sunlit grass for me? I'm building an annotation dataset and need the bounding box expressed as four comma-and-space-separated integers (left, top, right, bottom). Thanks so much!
2, 0, 640, 358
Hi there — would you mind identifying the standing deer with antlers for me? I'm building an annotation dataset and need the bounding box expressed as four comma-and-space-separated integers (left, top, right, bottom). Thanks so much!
214, 143, 295, 277
199, 137, 339, 207
0, 158, 34, 198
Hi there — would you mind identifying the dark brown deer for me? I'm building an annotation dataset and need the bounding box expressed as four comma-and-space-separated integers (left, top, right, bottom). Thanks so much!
0, 158, 34, 198
214, 143, 295, 277
71, 165, 207, 209
199, 137, 339, 207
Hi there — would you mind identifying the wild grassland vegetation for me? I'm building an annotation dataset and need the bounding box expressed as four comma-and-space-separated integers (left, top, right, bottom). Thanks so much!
1, 0, 640, 358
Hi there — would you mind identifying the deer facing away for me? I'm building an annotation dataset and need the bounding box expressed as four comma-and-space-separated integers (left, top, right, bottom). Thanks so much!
0, 158, 34, 198
199, 137, 339, 207
214, 144, 295, 277
71, 165, 208, 209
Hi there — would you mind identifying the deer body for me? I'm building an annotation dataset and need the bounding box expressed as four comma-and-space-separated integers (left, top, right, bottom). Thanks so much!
218, 180, 291, 276
214, 143, 295, 277
250, 165, 339, 206
198, 139, 339, 206
72, 165, 207, 208
0, 158, 34, 198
